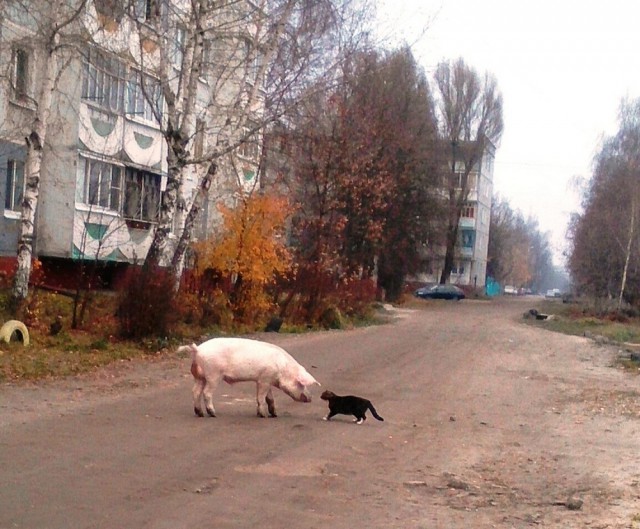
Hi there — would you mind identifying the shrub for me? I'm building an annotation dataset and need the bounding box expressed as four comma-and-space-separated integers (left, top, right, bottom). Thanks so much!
193, 193, 292, 326
117, 266, 176, 339
319, 306, 344, 329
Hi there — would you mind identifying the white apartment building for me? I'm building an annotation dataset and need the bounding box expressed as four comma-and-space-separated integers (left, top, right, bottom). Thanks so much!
419, 140, 495, 288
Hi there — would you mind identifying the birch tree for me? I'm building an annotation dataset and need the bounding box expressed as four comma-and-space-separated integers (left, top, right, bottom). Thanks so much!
5, 0, 90, 311
127, 0, 372, 283
432, 57, 503, 284
570, 98, 640, 307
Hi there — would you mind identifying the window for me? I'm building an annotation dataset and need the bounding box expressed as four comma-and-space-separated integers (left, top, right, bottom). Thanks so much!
238, 122, 260, 161
244, 40, 260, 85
453, 170, 477, 190
196, 196, 210, 240
5, 159, 25, 211
81, 157, 123, 211
82, 48, 126, 114
127, 71, 163, 122
461, 229, 475, 249
199, 39, 212, 72
171, 26, 186, 69
194, 119, 205, 158
133, 0, 159, 21
469, 173, 477, 190
123, 168, 161, 222
12, 47, 30, 99
461, 204, 475, 218
94, 0, 126, 21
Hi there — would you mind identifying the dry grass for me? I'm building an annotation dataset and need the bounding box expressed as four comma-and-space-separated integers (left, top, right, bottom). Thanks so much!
0, 289, 175, 381
529, 299, 640, 344
0, 287, 385, 382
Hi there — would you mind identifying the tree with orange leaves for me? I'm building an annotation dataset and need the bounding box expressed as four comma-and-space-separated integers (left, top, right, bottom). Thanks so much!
194, 193, 292, 323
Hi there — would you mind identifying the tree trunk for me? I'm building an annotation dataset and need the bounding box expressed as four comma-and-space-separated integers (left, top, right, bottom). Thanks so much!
439, 224, 459, 284
170, 162, 217, 282
618, 198, 636, 311
143, 0, 202, 270
11, 37, 58, 310
144, 136, 185, 269
440, 191, 463, 284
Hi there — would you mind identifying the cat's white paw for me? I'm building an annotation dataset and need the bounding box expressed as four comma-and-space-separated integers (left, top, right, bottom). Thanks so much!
356, 418, 364, 425
323, 416, 328, 421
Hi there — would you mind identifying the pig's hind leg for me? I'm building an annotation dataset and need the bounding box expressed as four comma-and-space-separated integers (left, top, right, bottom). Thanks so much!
192, 379, 205, 417
202, 376, 222, 417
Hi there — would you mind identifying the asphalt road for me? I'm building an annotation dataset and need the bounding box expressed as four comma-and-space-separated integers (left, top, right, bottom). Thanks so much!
2, 297, 640, 528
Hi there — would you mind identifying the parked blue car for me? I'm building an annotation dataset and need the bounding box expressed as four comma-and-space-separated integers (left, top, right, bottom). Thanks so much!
414, 284, 465, 301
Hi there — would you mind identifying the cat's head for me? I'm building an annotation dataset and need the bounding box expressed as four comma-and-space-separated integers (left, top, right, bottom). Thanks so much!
320, 390, 335, 400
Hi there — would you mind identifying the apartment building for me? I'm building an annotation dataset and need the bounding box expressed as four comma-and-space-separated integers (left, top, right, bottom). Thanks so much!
0, 0, 262, 287
455, 142, 494, 287
419, 140, 495, 288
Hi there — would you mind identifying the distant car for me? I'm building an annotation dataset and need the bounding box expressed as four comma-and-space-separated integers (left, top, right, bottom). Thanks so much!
504, 285, 517, 295
414, 284, 465, 301
545, 289, 562, 299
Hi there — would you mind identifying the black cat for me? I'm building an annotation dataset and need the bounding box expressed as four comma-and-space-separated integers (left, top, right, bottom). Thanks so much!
320, 390, 384, 424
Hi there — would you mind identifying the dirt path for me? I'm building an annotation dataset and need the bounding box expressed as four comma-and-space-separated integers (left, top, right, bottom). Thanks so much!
2, 297, 640, 528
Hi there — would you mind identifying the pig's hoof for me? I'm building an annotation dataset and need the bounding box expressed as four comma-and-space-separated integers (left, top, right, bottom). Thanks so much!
194, 407, 204, 417
206, 407, 216, 417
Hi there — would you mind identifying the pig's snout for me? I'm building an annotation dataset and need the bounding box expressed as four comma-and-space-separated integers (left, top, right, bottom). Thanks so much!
299, 393, 311, 403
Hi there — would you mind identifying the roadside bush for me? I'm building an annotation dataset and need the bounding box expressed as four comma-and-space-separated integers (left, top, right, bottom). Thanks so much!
117, 266, 176, 339
175, 285, 234, 329
336, 277, 377, 317
319, 306, 345, 329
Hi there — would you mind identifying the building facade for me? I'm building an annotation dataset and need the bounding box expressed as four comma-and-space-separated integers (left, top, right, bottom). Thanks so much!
418, 141, 495, 288
0, 0, 262, 286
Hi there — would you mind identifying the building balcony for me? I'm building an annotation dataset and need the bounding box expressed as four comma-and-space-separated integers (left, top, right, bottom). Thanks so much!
460, 246, 473, 258
459, 217, 476, 228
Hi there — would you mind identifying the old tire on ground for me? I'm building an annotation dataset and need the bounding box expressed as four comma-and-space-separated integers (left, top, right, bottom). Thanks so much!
0, 319, 30, 346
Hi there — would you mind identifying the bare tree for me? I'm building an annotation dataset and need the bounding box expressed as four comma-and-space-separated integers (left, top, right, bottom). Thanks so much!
432, 57, 503, 284
570, 98, 640, 308
488, 195, 553, 292
125, 0, 373, 284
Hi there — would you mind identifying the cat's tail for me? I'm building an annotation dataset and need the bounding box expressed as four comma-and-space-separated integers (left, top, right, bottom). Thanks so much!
368, 403, 384, 421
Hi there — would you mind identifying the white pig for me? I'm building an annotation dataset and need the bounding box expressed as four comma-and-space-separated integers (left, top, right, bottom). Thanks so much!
179, 337, 320, 418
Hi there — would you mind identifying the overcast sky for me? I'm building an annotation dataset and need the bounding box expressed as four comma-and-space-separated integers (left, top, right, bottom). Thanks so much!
376, 0, 640, 265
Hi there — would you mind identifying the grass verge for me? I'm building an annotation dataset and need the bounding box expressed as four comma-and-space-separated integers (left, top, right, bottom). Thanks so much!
525, 298, 640, 371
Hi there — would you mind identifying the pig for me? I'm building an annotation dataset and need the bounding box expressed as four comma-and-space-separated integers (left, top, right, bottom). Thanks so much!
179, 337, 320, 418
